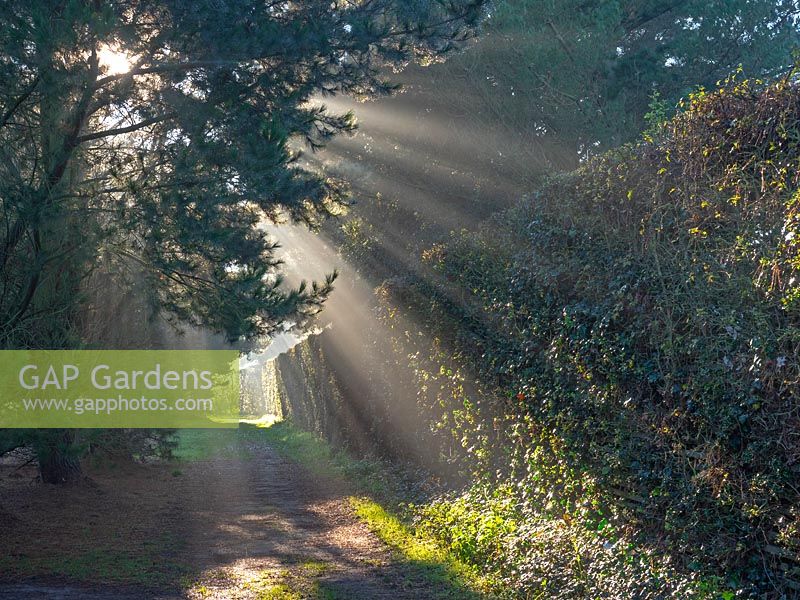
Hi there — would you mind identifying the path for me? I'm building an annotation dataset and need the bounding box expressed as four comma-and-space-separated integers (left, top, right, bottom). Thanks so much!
0, 434, 446, 599
174, 439, 430, 599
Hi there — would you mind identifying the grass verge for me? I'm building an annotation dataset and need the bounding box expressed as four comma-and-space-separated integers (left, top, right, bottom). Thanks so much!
350, 497, 486, 599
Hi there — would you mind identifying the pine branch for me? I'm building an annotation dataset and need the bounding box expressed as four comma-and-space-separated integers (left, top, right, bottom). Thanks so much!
76, 113, 176, 144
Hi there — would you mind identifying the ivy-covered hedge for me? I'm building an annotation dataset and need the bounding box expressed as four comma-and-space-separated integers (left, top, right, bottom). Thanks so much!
381, 75, 800, 597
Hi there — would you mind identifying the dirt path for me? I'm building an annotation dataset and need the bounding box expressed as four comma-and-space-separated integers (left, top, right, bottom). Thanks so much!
174, 440, 431, 599
0, 436, 444, 600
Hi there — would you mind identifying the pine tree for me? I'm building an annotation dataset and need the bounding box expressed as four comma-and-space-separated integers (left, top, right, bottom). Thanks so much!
0, 0, 484, 347
0, 0, 484, 483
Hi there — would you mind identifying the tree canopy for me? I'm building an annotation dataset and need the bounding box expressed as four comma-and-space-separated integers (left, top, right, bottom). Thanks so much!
0, 0, 483, 347
473, 0, 800, 162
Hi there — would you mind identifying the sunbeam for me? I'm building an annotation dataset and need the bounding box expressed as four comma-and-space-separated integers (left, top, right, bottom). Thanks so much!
4, 2, 798, 598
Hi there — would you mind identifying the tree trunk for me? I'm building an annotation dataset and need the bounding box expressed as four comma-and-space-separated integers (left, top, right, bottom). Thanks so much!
36, 429, 82, 484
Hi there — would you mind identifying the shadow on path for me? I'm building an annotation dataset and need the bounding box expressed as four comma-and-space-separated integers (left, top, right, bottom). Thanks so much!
0, 428, 475, 599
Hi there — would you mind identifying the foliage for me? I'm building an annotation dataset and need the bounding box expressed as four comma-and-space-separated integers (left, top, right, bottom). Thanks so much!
351, 497, 488, 599
276, 318, 454, 472
415, 484, 724, 599
0, 0, 485, 346
86, 429, 178, 462
380, 75, 800, 596
339, 217, 377, 263
0, 0, 486, 482
444, 0, 800, 166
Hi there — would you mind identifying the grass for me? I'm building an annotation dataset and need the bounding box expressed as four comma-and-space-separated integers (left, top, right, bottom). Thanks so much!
350, 497, 486, 599
300, 560, 330, 577
172, 427, 252, 461
187, 565, 346, 600
255, 582, 302, 600
0, 528, 187, 588
172, 420, 327, 465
